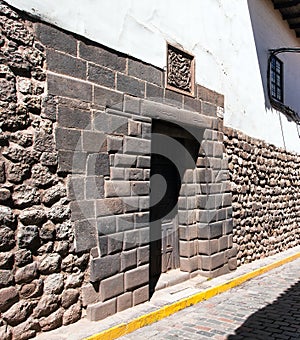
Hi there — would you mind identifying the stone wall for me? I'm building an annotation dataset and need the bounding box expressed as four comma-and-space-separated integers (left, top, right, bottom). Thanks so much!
224, 127, 300, 266
0, 3, 89, 339
0, 1, 237, 337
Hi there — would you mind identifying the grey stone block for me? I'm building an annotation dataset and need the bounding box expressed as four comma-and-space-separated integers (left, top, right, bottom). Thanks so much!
94, 86, 123, 110
97, 215, 117, 235
48, 74, 92, 102
138, 227, 150, 246
179, 240, 197, 258
70, 200, 95, 221
105, 181, 131, 198
198, 222, 223, 239
46, 49, 86, 79
107, 233, 123, 254
86, 298, 116, 321
201, 252, 225, 271
86, 176, 104, 199
223, 218, 233, 235
218, 235, 229, 251
164, 89, 183, 109
123, 197, 139, 213
123, 230, 139, 250
99, 236, 108, 256
133, 285, 149, 306
137, 156, 150, 168
57, 150, 87, 174
124, 96, 141, 115
184, 96, 201, 113
82, 283, 101, 307
82, 131, 106, 153
117, 292, 132, 312
67, 176, 85, 200
121, 249, 137, 271
57, 106, 91, 130
222, 193, 232, 207
202, 102, 217, 117
179, 256, 198, 273
125, 169, 144, 181
131, 181, 149, 196
117, 214, 134, 232
90, 254, 120, 282
35, 23, 77, 55
107, 136, 123, 153
128, 59, 162, 86
146, 83, 164, 102
100, 274, 124, 301
110, 167, 124, 180
79, 41, 126, 72
55, 127, 81, 151
141, 122, 151, 140
198, 239, 218, 255
96, 198, 123, 217
74, 219, 97, 252
124, 265, 149, 291
87, 63, 115, 88
137, 246, 149, 266
124, 137, 151, 155
87, 153, 110, 177
114, 154, 137, 167
117, 74, 145, 98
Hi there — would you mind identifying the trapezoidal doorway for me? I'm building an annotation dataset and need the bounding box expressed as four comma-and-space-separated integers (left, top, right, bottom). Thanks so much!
149, 120, 200, 296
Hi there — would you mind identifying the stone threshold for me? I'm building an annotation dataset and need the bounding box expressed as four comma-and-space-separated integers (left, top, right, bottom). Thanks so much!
36, 245, 300, 340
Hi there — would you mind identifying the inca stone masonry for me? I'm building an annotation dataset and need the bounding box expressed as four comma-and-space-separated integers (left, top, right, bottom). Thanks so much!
0, 2, 299, 339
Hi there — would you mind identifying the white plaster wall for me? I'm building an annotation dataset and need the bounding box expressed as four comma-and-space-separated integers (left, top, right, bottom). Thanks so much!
6, 0, 300, 152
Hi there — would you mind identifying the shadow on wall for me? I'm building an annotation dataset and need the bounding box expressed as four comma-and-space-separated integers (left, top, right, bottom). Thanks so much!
228, 280, 300, 339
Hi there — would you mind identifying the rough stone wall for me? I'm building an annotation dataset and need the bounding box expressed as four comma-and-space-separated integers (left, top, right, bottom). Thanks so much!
224, 127, 300, 266
0, 3, 89, 339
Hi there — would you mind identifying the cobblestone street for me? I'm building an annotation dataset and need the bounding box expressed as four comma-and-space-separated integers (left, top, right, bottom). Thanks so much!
121, 258, 300, 340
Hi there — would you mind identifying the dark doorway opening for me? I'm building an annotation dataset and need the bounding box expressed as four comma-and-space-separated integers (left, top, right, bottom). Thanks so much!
149, 120, 200, 296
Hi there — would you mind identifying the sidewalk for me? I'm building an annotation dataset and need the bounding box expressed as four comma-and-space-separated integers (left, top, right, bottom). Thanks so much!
36, 245, 300, 340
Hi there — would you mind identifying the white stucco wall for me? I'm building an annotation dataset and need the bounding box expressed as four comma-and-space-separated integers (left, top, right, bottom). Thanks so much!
6, 0, 300, 152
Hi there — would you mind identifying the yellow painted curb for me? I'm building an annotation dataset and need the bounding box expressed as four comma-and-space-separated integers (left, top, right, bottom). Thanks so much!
84, 251, 300, 340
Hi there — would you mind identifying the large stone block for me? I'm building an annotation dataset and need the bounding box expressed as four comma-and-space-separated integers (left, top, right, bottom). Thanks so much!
57, 150, 87, 174
96, 198, 123, 217
35, 23, 77, 55
117, 292, 132, 312
107, 233, 123, 254
128, 59, 162, 86
74, 219, 97, 252
124, 265, 149, 291
55, 127, 81, 151
48, 74, 92, 102
124, 137, 151, 155
79, 41, 126, 72
97, 215, 117, 235
121, 249, 137, 271
87, 63, 115, 88
105, 181, 131, 198
82, 131, 106, 153
201, 252, 225, 271
133, 285, 149, 306
198, 222, 223, 239
86, 298, 116, 321
100, 273, 124, 301
87, 153, 110, 177
70, 200, 95, 221
46, 49, 86, 79
117, 73, 145, 98
114, 154, 137, 167
93, 86, 123, 110
90, 254, 120, 282
86, 176, 104, 199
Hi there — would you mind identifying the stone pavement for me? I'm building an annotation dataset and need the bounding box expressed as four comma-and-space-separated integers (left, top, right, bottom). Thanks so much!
121, 256, 300, 340
36, 245, 300, 340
